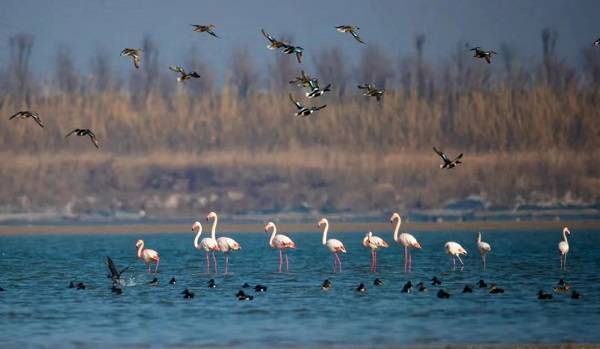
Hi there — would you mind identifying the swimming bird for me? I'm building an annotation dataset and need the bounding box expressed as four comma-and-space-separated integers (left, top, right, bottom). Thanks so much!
242, 283, 251, 288
105, 256, 129, 286
335, 25, 365, 44
182, 289, 195, 299
319, 218, 346, 273
236, 290, 254, 301
208, 211, 242, 274
356, 283, 367, 293
321, 279, 332, 290
306, 81, 332, 99
147, 277, 159, 286
282, 44, 304, 63
289, 70, 315, 87
120, 48, 141, 69
289, 94, 327, 117
489, 284, 504, 294
558, 227, 571, 271
538, 290, 552, 300
65, 129, 99, 149
193, 221, 219, 274
445, 241, 467, 270
357, 83, 384, 101
169, 277, 176, 285
207, 279, 217, 288
437, 289, 450, 298
135, 239, 160, 274
390, 213, 421, 272
190, 24, 219, 38
477, 232, 492, 270
416, 282, 427, 292
462, 285, 473, 293
477, 279, 488, 288
168, 66, 201, 82
595, 38, 600, 47
254, 285, 267, 292
362, 231, 389, 272
9, 111, 44, 128
571, 290, 582, 299
265, 221, 296, 273
469, 46, 497, 64
373, 278, 384, 286
261, 29, 288, 50
401, 281, 413, 293
554, 279, 571, 293
433, 147, 463, 169
0, 286, 4, 291
431, 276, 442, 286
68, 281, 75, 288
111, 285, 123, 295
76, 282, 86, 290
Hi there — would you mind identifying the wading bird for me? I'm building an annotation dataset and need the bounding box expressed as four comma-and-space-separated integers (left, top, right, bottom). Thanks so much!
390, 213, 421, 272
445, 241, 467, 270
362, 231, 389, 272
477, 232, 492, 270
265, 222, 296, 273
207, 212, 241, 274
9, 111, 44, 128
558, 227, 571, 270
192, 221, 219, 273
318, 218, 346, 272
135, 239, 160, 273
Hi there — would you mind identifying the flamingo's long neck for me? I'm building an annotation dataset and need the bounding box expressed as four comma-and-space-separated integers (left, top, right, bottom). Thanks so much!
268, 225, 277, 247
210, 215, 218, 240
321, 221, 329, 245
477, 232, 481, 243
563, 229, 569, 244
137, 242, 144, 258
193, 227, 202, 249
392, 217, 401, 242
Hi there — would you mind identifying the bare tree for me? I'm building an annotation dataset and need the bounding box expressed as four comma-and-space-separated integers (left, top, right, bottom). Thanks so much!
130, 35, 160, 108
313, 47, 350, 95
8, 33, 34, 106
268, 51, 297, 92
228, 47, 257, 98
55, 45, 79, 94
357, 44, 395, 88
184, 45, 215, 96
90, 45, 118, 93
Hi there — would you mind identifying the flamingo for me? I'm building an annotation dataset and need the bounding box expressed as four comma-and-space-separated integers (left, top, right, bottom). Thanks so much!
477, 232, 492, 270
318, 218, 346, 272
265, 222, 296, 272
362, 231, 389, 272
207, 211, 242, 274
559, 227, 571, 270
192, 221, 219, 273
445, 241, 467, 270
135, 239, 160, 273
390, 213, 421, 271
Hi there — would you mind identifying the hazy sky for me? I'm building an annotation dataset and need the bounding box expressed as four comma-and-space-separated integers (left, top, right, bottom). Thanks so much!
0, 0, 598, 79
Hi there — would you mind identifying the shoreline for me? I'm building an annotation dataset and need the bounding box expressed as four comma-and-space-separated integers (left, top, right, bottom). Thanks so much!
1, 220, 599, 236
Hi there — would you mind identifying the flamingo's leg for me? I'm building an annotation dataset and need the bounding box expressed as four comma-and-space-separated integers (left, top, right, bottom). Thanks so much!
224, 253, 229, 274
154, 259, 160, 273
404, 246, 408, 272
452, 256, 456, 270
278, 249, 283, 273
285, 252, 289, 272
146, 262, 150, 273
456, 254, 464, 266
563, 253, 567, 270
206, 253, 210, 273
559, 254, 563, 270
374, 250, 378, 272
335, 253, 342, 272
212, 252, 218, 274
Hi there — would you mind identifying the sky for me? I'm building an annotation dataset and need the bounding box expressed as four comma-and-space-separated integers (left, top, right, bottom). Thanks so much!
0, 0, 598, 80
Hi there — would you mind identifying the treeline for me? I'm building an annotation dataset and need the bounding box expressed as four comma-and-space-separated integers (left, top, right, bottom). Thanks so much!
0, 30, 598, 154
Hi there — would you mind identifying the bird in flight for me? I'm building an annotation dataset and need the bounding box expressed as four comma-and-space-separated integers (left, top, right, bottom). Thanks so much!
289, 94, 326, 117
120, 48, 142, 69
282, 44, 304, 64
594, 38, 600, 47
190, 24, 219, 38
65, 128, 100, 149
261, 29, 288, 50
335, 25, 365, 44
306, 80, 332, 99
9, 110, 44, 128
469, 46, 497, 64
289, 70, 316, 88
358, 83, 384, 101
433, 147, 463, 169
169, 66, 201, 82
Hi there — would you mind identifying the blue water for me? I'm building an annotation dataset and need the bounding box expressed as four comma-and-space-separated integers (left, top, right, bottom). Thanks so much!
1, 229, 599, 348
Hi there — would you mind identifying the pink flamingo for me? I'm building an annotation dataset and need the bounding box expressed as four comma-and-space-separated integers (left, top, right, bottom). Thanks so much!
445, 241, 467, 270
135, 239, 160, 273
477, 232, 491, 270
390, 213, 421, 271
318, 218, 346, 272
362, 231, 389, 272
207, 211, 242, 274
192, 221, 219, 273
265, 222, 296, 272
558, 227, 571, 270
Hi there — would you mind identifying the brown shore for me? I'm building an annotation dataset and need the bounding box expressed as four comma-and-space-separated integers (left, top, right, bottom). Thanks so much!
1, 220, 599, 236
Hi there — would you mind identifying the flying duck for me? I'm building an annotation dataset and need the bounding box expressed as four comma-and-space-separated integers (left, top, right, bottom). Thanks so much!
190, 24, 219, 38
357, 83, 384, 101
182, 289, 195, 299
335, 25, 365, 44
9, 111, 44, 128
289, 94, 326, 117
282, 44, 304, 63
306, 80, 332, 99
105, 256, 129, 286
594, 38, 600, 47
169, 66, 201, 82
401, 281, 412, 293
433, 147, 463, 169
356, 283, 367, 293
321, 279, 332, 290
373, 278, 384, 286
65, 128, 99, 149
120, 48, 142, 69
437, 289, 450, 298
261, 29, 288, 50
289, 70, 315, 88
469, 46, 497, 64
